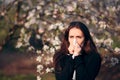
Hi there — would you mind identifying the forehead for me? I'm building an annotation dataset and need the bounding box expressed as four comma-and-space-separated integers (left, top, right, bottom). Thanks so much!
69, 27, 83, 36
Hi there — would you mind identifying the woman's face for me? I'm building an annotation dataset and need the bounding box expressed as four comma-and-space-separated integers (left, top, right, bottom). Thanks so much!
68, 27, 85, 46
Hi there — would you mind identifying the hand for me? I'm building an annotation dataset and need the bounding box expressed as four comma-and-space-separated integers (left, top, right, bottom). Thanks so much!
68, 43, 81, 56
73, 43, 81, 56
68, 44, 74, 54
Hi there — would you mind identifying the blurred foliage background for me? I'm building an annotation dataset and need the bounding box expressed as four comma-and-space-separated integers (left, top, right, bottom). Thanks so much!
0, 0, 120, 80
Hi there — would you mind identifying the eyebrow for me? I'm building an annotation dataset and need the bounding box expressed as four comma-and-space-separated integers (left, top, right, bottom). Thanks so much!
69, 35, 83, 37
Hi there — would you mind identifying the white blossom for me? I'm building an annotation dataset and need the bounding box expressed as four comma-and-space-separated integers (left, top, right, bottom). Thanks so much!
1, 11, 5, 16
91, 16, 98, 24
111, 6, 116, 12
45, 56, 53, 65
94, 37, 104, 44
50, 67, 54, 71
48, 24, 57, 30
24, 34, 30, 43
43, 45, 49, 51
29, 18, 37, 25
110, 57, 119, 66
104, 38, 113, 46
46, 38, 51, 42
45, 61, 50, 65
49, 47, 55, 53
53, 9, 58, 14
46, 68, 51, 73
15, 41, 23, 48
57, 22, 64, 31
42, 21, 47, 25
21, 28, 25, 34
72, 2, 77, 9
53, 14, 57, 18
39, 1, 45, 6
36, 56, 42, 62
66, 5, 75, 12
28, 46, 34, 51
66, 2, 77, 12
44, 10, 51, 16
114, 47, 120, 53
36, 50, 42, 54
37, 64, 43, 73
21, 5, 29, 11
41, 54, 44, 57
61, 13, 66, 19
98, 21, 107, 29
36, 5, 42, 10
51, 37, 61, 46
27, 11, 35, 20
36, 34, 41, 39
38, 27, 44, 34
24, 22, 30, 28
37, 76, 41, 80
55, 45, 60, 50
36, 14, 40, 18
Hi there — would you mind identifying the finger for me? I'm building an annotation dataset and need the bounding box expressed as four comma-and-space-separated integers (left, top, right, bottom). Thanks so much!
75, 43, 80, 48
68, 46, 74, 54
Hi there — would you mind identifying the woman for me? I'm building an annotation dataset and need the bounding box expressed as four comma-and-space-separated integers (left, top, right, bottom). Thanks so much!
53, 21, 101, 80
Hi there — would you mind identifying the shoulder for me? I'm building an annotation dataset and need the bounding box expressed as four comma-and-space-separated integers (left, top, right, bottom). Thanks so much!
92, 52, 101, 60
86, 51, 101, 58
84, 52, 102, 63
55, 51, 70, 61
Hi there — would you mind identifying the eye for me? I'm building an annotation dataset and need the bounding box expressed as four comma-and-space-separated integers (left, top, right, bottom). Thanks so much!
69, 36, 74, 38
77, 36, 82, 38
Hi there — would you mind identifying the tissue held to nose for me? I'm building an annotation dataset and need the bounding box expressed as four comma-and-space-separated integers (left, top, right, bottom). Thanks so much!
73, 38, 77, 46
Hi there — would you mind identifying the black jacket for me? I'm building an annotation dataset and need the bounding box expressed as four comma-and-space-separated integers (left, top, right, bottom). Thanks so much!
55, 52, 101, 80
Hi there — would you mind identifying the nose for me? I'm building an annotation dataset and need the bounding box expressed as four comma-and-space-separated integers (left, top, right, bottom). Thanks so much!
73, 38, 77, 45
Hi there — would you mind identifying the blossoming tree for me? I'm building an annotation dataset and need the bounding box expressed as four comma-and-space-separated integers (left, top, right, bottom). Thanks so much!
0, 0, 120, 80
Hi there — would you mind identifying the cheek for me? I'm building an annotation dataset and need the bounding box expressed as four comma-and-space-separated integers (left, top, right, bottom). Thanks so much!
68, 38, 73, 45
77, 39, 84, 45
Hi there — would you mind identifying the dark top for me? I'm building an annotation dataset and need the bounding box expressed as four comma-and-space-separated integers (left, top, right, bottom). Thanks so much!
54, 52, 101, 80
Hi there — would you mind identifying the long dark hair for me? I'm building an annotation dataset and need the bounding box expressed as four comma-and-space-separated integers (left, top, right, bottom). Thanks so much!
53, 21, 98, 70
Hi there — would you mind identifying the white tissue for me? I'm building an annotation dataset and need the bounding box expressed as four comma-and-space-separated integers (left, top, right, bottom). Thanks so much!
73, 38, 77, 46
